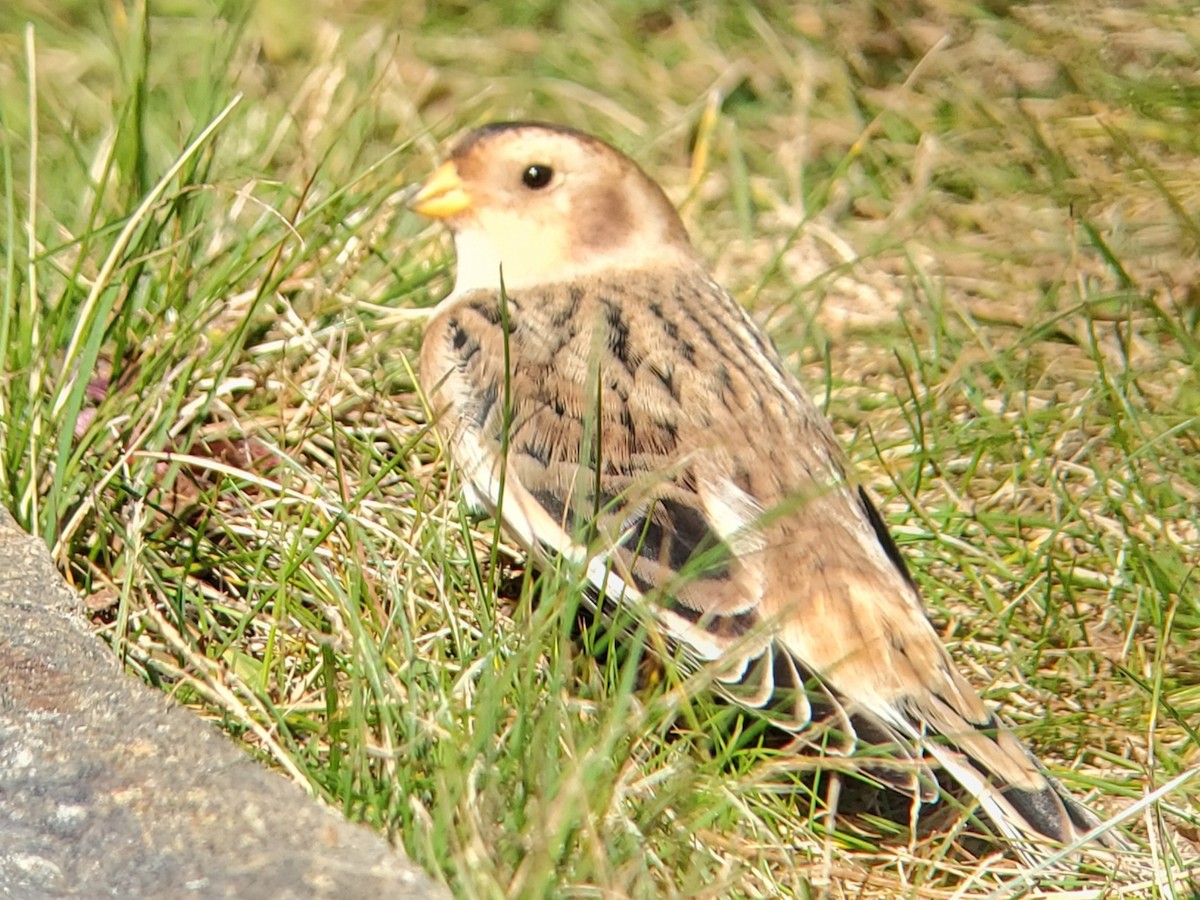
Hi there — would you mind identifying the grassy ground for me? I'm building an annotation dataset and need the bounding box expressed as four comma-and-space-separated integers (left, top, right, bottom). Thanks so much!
2, 1, 1198, 896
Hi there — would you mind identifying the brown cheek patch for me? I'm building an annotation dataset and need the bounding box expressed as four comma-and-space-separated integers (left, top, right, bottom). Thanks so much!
573, 185, 632, 252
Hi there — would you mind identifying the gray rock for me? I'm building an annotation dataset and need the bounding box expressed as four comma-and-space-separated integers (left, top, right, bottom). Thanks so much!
0, 509, 445, 899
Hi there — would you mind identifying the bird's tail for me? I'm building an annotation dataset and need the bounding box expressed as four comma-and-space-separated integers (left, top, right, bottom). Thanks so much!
923, 732, 1126, 863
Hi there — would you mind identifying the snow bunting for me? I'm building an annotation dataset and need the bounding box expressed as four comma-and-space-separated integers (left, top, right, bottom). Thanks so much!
410, 121, 1112, 856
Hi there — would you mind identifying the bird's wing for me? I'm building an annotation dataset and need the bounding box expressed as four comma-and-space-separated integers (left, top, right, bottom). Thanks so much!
417, 283, 769, 658
419, 272, 1104, 850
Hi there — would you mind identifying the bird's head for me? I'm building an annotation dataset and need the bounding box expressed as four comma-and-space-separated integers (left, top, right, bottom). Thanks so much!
410, 122, 698, 294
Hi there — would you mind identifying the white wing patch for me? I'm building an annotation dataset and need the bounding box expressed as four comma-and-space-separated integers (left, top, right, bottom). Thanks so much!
698, 475, 766, 557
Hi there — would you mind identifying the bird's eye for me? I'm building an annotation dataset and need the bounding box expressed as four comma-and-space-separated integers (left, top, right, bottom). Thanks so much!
522, 164, 554, 190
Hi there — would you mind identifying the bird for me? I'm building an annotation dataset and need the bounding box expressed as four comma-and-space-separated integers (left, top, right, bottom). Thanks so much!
408, 121, 1113, 859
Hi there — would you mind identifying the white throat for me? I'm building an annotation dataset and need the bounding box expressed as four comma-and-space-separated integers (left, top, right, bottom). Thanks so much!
449, 227, 510, 295
446, 223, 698, 300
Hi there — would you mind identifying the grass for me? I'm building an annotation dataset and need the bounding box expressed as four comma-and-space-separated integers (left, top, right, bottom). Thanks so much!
2, 0, 1199, 896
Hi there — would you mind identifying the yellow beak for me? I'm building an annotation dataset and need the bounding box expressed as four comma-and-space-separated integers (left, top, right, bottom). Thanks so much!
409, 162, 471, 219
